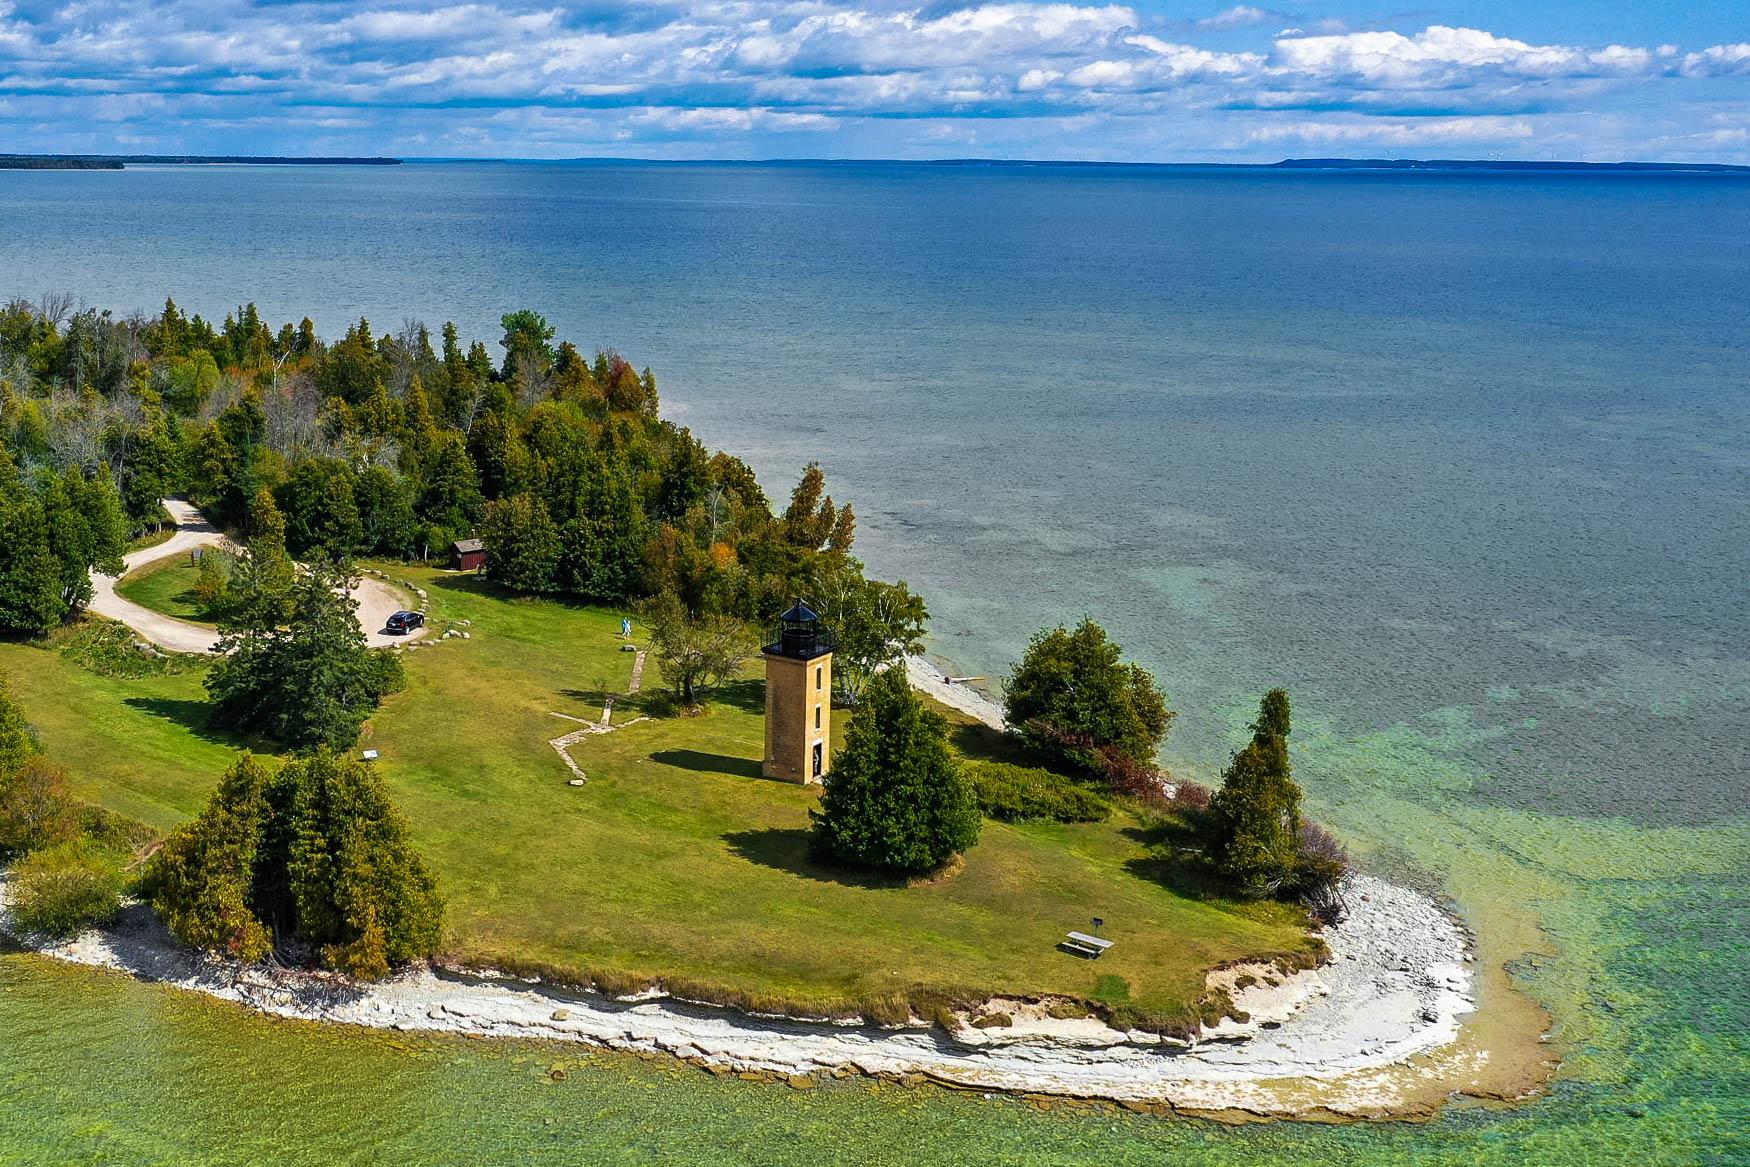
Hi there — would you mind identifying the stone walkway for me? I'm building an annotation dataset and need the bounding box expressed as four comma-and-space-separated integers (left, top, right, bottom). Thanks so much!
547, 648, 648, 783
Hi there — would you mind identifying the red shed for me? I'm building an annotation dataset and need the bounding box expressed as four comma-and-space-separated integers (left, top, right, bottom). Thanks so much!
450, 537, 486, 572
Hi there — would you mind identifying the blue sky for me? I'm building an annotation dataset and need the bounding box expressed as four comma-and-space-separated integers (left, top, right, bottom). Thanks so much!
1, 0, 1746, 160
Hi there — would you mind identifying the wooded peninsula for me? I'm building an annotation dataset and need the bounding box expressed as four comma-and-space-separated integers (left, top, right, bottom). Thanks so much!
0, 295, 1361, 1074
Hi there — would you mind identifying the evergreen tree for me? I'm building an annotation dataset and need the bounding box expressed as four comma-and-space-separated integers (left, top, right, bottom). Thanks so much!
184, 421, 236, 513
559, 465, 644, 600
206, 563, 403, 749
467, 409, 527, 500
121, 423, 177, 528
354, 466, 417, 558
277, 459, 362, 559
781, 462, 837, 549
294, 317, 318, 357
144, 751, 442, 976
1208, 689, 1303, 898
155, 297, 188, 358
216, 390, 268, 453
480, 493, 561, 592
415, 431, 482, 542
656, 427, 710, 521
141, 754, 276, 961
285, 750, 444, 969
216, 489, 296, 631
811, 668, 980, 874
0, 479, 65, 633
400, 375, 438, 462
315, 318, 391, 405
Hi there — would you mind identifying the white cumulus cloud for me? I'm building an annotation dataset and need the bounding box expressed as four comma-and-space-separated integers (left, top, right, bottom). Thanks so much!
0, 1, 1744, 160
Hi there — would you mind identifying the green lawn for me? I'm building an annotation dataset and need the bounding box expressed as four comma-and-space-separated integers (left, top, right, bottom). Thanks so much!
0, 565, 1316, 1023
115, 558, 215, 625
0, 641, 251, 831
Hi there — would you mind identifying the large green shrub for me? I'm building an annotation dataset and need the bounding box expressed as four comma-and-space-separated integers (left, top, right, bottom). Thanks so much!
810, 668, 980, 874
967, 761, 1110, 823
140, 754, 276, 962
1004, 620, 1173, 781
8, 839, 123, 937
0, 669, 38, 774
0, 756, 78, 859
144, 751, 443, 978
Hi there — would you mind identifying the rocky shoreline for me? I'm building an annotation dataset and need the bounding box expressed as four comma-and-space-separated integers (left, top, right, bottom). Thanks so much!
0, 871, 1476, 1117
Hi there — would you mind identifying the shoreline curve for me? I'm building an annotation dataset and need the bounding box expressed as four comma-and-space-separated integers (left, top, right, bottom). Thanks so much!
1, 871, 1500, 1118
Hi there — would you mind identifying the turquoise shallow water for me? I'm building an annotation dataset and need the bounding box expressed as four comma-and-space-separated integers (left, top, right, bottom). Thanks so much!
1, 161, 1747, 1163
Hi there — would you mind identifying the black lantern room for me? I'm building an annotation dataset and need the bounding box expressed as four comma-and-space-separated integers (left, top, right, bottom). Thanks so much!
765, 599, 834, 660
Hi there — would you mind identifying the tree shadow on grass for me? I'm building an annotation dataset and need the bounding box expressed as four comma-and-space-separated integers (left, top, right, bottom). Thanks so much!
559, 687, 618, 710
422, 571, 495, 597
619, 679, 764, 720
650, 749, 763, 780
1119, 820, 1229, 902
551, 685, 652, 717
706, 678, 765, 715
121, 696, 256, 749
722, 828, 910, 889
947, 720, 1055, 768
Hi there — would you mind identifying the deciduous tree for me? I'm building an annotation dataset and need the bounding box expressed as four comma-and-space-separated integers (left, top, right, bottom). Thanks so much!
645, 592, 750, 707
813, 567, 928, 703
1004, 619, 1172, 779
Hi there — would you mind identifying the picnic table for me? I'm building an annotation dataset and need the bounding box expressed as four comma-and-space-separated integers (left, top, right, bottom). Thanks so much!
1062, 930, 1114, 959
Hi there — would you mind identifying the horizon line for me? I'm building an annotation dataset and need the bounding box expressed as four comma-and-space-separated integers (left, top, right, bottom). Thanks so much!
8, 152, 1750, 174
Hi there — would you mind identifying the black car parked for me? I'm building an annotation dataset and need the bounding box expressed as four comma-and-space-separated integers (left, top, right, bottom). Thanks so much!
386, 610, 425, 633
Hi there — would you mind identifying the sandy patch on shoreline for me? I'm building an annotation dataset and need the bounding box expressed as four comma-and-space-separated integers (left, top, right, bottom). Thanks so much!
904, 654, 1008, 730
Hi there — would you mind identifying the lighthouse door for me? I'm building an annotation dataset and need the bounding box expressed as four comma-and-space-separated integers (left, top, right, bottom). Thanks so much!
812, 742, 823, 779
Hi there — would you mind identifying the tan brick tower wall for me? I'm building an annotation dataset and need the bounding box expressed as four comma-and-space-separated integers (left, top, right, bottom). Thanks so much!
762, 650, 832, 784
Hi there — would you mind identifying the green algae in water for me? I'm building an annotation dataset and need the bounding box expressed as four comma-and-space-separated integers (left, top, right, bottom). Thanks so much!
3, 892, 1745, 1167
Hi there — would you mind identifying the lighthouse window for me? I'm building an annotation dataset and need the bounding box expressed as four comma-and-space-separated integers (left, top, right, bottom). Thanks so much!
815, 706, 821, 729
815, 667, 822, 690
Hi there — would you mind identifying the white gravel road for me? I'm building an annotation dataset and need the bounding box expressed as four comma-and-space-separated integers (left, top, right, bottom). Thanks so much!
89, 498, 429, 652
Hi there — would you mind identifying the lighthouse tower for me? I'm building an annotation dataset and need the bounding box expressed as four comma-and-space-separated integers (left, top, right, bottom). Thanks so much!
761, 601, 833, 784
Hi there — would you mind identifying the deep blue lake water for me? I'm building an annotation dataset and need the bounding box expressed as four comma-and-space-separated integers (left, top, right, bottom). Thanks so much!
1, 161, 1746, 1163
